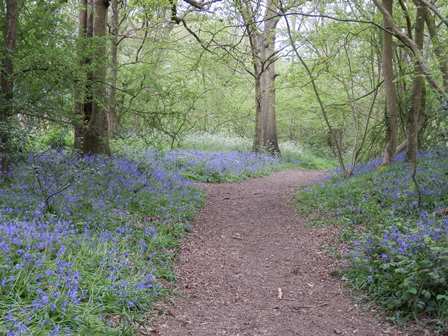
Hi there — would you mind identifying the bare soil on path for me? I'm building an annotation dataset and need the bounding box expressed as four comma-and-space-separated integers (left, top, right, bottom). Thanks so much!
148, 170, 415, 336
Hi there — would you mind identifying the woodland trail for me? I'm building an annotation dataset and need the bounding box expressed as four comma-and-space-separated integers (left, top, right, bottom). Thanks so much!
148, 170, 409, 336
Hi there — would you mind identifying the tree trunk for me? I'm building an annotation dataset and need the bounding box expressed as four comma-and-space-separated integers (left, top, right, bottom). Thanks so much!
374, 0, 445, 100
0, 0, 17, 173
252, 0, 280, 155
406, 1, 425, 163
108, 0, 119, 136
381, 0, 399, 164
254, 70, 262, 148
82, 0, 111, 155
425, 9, 448, 92
261, 32, 279, 154
74, 0, 88, 150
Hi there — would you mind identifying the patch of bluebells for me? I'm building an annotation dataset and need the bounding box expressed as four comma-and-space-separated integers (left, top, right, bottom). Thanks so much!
351, 211, 448, 316
161, 150, 281, 182
298, 150, 448, 320
340, 151, 438, 177
316, 151, 448, 223
334, 151, 407, 177
0, 150, 202, 334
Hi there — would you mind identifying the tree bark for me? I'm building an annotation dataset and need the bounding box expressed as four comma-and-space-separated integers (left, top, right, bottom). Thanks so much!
0, 0, 18, 173
236, 0, 280, 155
406, 1, 425, 163
81, 0, 111, 155
108, 0, 119, 136
74, 0, 88, 150
381, 0, 399, 164
373, 0, 445, 98
253, 0, 280, 154
425, 9, 448, 92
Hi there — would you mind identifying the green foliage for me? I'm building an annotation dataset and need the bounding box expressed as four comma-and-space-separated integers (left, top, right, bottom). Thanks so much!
29, 128, 74, 150
180, 132, 252, 151
14, 1, 78, 125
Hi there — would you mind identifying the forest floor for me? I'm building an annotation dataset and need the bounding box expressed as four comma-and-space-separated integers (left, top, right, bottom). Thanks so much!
146, 170, 418, 336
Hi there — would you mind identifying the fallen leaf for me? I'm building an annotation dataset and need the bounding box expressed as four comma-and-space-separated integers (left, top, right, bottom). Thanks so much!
232, 233, 243, 240
278, 287, 283, 299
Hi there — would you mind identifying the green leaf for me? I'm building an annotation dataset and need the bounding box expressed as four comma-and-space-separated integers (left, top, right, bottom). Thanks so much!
407, 287, 417, 295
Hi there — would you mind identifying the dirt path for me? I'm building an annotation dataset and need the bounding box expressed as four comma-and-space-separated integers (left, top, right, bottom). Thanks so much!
148, 170, 407, 336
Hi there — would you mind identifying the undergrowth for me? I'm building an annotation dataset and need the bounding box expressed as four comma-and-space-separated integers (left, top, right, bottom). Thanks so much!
0, 151, 202, 335
297, 150, 448, 331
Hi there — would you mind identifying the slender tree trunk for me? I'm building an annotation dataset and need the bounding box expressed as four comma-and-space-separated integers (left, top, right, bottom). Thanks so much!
74, 0, 88, 150
108, 0, 119, 136
381, 0, 399, 164
425, 9, 448, 92
407, 1, 425, 164
374, 0, 445, 99
254, 69, 263, 148
83, 5, 95, 148
82, 0, 111, 154
283, 14, 348, 174
0, 0, 17, 173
